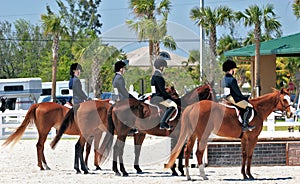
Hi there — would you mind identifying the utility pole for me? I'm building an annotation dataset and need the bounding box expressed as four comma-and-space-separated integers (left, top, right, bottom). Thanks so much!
199, 0, 204, 82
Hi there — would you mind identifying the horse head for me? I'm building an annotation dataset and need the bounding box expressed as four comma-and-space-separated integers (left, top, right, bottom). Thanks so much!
275, 88, 293, 118
128, 97, 151, 119
0, 96, 7, 113
166, 86, 179, 99
180, 84, 214, 108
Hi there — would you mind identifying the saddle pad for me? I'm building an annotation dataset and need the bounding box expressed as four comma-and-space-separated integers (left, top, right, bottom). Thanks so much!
220, 102, 254, 124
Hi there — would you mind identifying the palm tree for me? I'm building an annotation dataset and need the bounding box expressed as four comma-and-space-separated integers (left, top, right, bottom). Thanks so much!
41, 6, 69, 102
293, 0, 300, 19
235, 4, 281, 97
78, 39, 120, 97
127, 0, 176, 69
190, 5, 233, 85
217, 35, 241, 56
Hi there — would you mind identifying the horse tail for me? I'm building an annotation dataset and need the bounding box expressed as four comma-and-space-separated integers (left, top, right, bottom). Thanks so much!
2, 104, 38, 147
98, 105, 115, 165
50, 108, 74, 149
165, 104, 195, 169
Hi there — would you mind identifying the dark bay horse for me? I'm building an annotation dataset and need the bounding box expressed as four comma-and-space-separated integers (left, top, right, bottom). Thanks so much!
50, 98, 151, 174
98, 84, 214, 176
0, 96, 7, 112
165, 88, 292, 180
2, 102, 100, 170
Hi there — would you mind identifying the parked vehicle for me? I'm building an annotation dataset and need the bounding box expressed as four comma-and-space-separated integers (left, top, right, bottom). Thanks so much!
0, 78, 42, 110
41, 96, 72, 105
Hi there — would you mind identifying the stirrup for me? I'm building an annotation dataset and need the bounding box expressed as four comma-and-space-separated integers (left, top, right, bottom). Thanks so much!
242, 125, 255, 132
160, 122, 173, 130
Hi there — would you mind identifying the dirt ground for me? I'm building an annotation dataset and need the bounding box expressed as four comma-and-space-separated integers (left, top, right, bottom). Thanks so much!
1, 138, 300, 184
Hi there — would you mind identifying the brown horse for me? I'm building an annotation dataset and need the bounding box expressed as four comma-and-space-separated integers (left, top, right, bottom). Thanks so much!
2, 102, 100, 170
98, 84, 215, 176
50, 98, 151, 174
165, 88, 293, 180
0, 96, 7, 112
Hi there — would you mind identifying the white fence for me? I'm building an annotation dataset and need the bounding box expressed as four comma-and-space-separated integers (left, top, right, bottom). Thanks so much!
0, 110, 57, 139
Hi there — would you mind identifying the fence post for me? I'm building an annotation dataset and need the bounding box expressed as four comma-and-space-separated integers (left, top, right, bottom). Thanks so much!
266, 112, 275, 132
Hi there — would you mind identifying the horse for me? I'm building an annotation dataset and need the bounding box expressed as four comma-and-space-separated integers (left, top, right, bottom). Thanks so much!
165, 88, 293, 181
50, 97, 151, 174
2, 102, 101, 170
98, 84, 215, 176
0, 96, 7, 112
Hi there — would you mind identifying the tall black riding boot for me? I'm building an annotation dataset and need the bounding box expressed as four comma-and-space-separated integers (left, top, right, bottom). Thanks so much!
242, 106, 256, 132
160, 106, 176, 130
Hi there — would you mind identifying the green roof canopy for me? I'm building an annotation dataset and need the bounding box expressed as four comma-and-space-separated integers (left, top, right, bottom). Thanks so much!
224, 33, 300, 57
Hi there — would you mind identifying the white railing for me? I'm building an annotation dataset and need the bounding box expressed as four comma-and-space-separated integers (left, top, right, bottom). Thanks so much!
0, 109, 57, 139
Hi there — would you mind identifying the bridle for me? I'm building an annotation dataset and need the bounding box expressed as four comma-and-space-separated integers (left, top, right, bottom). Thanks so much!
276, 92, 292, 116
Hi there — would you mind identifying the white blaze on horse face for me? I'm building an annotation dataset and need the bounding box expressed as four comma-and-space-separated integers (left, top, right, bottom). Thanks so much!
284, 95, 291, 105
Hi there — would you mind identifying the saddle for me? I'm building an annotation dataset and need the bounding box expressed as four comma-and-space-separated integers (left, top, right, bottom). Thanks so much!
220, 99, 255, 124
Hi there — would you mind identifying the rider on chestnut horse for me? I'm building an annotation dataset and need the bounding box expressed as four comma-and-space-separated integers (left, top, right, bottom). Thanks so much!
150, 58, 179, 130
222, 59, 255, 132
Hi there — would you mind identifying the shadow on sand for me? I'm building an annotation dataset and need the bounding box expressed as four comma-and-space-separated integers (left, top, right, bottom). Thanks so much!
223, 177, 293, 182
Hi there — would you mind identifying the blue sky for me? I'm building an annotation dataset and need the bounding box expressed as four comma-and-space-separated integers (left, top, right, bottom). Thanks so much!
0, 0, 299, 54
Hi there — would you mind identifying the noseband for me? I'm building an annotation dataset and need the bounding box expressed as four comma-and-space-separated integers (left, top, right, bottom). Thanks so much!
276, 93, 291, 116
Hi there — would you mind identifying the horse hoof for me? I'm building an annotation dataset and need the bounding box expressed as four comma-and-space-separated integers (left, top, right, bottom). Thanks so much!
84, 171, 89, 174
95, 166, 102, 171
76, 170, 81, 174
115, 172, 121, 176
137, 171, 144, 174
122, 172, 129, 177
172, 172, 179, 176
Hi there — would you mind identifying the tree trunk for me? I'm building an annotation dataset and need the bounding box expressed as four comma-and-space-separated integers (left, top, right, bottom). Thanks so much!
92, 57, 101, 98
51, 35, 59, 102
149, 40, 154, 72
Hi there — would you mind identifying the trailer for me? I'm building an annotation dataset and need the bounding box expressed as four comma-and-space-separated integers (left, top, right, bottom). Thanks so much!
38, 80, 87, 103
0, 78, 42, 110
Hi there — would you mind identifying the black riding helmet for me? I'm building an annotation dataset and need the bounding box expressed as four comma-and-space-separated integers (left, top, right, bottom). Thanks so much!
114, 60, 129, 72
70, 63, 84, 76
222, 59, 238, 72
154, 58, 168, 69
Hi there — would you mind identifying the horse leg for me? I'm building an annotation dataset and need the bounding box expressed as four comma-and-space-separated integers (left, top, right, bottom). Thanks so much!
93, 129, 102, 171
84, 136, 94, 170
112, 139, 121, 176
133, 132, 146, 174
74, 139, 81, 174
78, 136, 89, 174
74, 136, 89, 174
245, 137, 258, 180
240, 138, 248, 180
184, 134, 197, 181
118, 135, 129, 177
196, 138, 208, 180
178, 147, 185, 176
36, 132, 50, 170
170, 137, 179, 176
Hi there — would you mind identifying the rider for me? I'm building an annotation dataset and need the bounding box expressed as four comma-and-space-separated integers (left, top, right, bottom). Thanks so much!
221, 59, 256, 132
112, 59, 138, 134
151, 58, 177, 130
112, 60, 130, 101
69, 63, 89, 105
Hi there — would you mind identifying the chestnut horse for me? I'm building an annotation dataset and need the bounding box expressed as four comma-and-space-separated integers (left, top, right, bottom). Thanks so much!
165, 88, 293, 180
2, 102, 100, 170
50, 98, 151, 174
98, 84, 215, 176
